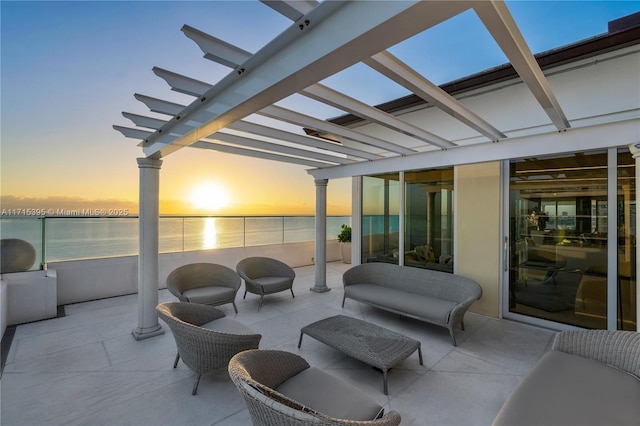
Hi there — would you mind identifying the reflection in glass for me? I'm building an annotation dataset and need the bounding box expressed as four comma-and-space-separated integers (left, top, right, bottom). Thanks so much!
509, 150, 636, 330
362, 174, 399, 264
404, 168, 454, 272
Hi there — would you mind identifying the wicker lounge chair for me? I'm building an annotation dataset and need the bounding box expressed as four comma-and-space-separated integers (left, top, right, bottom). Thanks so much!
166, 263, 241, 313
236, 257, 295, 311
228, 349, 401, 426
156, 302, 261, 395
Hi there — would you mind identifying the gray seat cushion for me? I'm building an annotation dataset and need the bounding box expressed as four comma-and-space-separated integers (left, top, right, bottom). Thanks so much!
345, 284, 457, 324
253, 276, 292, 293
201, 317, 257, 335
493, 350, 640, 425
183, 286, 235, 304
276, 367, 384, 421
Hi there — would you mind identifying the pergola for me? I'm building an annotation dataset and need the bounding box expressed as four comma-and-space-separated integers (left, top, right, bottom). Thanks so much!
114, 0, 637, 339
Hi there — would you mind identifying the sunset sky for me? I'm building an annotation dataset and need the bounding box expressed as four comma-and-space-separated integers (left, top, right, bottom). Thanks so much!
2, 1, 638, 217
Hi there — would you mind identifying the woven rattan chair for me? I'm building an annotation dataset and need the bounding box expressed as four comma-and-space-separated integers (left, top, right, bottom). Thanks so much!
156, 302, 261, 395
166, 263, 241, 313
236, 257, 295, 311
228, 349, 401, 426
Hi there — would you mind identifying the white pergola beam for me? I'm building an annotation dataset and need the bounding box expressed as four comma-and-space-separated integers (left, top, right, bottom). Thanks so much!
114, 125, 332, 168
228, 120, 381, 161
135, 94, 184, 116
122, 112, 167, 130
123, 110, 358, 164
301, 84, 454, 149
263, 0, 498, 148
182, 25, 251, 66
152, 67, 212, 97
261, 0, 318, 21
473, 1, 570, 130
152, 47, 416, 156
210, 132, 352, 164
191, 140, 331, 168
364, 51, 507, 141
114, 125, 155, 141
122, 110, 353, 164
142, 0, 472, 158
185, 20, 454, 150
182, 24, 251, 69
182, 24, 420, 155
151, 68, 381, 161
259, 105, 416, 155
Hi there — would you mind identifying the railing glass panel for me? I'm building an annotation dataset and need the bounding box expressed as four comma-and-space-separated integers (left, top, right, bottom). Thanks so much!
0, 215, 351, 267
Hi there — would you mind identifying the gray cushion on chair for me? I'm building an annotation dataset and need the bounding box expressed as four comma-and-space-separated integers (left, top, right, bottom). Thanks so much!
493, 350, 640, 426
183, 286, 236, 304
253, 276, 293, 293
201, 317, 257, 335
276, 367, 384, 421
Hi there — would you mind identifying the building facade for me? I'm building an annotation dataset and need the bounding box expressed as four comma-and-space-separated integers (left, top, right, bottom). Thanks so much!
327, 15, 640, 331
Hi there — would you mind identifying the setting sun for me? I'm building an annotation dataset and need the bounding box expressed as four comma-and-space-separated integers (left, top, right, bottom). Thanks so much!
190, 183, 230, 212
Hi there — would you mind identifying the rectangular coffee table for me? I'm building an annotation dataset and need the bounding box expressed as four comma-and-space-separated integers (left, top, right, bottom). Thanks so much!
298, 315, 423, 394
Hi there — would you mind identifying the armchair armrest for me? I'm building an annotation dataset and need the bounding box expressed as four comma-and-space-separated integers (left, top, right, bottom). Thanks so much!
552, 330, 640, 377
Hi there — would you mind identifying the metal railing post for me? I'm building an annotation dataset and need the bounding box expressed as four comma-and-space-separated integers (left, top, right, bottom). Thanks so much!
41, 217, 46, 269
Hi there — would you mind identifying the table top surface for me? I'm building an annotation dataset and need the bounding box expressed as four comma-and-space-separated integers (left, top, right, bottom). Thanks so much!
301, 315, 420, 370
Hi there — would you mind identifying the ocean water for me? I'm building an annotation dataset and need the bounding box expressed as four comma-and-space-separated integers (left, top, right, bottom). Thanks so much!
0, 216, 351, 266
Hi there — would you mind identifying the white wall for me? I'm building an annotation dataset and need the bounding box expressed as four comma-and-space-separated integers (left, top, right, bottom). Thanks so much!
1, 280, 7, 339
0, 270, 57, 327
48, 240, 342, 306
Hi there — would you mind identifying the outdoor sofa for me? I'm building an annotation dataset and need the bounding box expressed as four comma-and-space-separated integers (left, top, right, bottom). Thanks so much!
493, 329, 640, 425
342, 262, 482, 345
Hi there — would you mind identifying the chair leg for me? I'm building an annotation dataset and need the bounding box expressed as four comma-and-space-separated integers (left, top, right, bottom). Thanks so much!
232, 301, 238, 314
258, 295, 264, 311
192, 374, 201, 395
173, 352, 180, 368
341, 294, 346, 308
290, 288, 295, 298
449, 329, 457, 346
460, 320, 465, 331
243, 290, 247, 299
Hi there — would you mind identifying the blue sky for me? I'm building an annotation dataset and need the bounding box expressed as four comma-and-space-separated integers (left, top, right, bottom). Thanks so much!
1, 1, 638, 215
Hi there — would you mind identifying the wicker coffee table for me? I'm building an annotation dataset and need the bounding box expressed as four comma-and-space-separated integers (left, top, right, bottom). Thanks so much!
298, 315, 423, 394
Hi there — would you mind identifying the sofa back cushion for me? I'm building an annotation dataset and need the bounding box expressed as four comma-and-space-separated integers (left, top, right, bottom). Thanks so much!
343, 263, 481, 303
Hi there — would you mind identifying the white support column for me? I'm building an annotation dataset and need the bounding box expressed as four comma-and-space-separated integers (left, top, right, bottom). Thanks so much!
352, 176, 362, 266
628, 143, 640, 332
133, 157, 165, 340
311, 179, 330, 293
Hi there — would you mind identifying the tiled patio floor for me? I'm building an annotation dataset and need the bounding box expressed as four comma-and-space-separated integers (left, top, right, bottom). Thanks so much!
1, 261, 556, 426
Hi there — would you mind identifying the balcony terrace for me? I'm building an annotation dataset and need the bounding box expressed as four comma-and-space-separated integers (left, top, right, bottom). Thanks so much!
1, 261, 555, 426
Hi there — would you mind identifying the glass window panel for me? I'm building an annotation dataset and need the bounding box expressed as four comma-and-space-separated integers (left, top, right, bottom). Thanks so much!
404, 168, 454, 272
362, 174, 399, 264
617, 150, 636, 331
509, 151, 612, 328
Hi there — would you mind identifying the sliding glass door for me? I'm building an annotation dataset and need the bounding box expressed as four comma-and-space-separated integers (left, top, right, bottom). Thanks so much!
507, 149, 636, 330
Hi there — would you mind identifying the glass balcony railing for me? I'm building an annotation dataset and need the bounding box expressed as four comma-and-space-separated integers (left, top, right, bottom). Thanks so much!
0, 215, 351, 269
